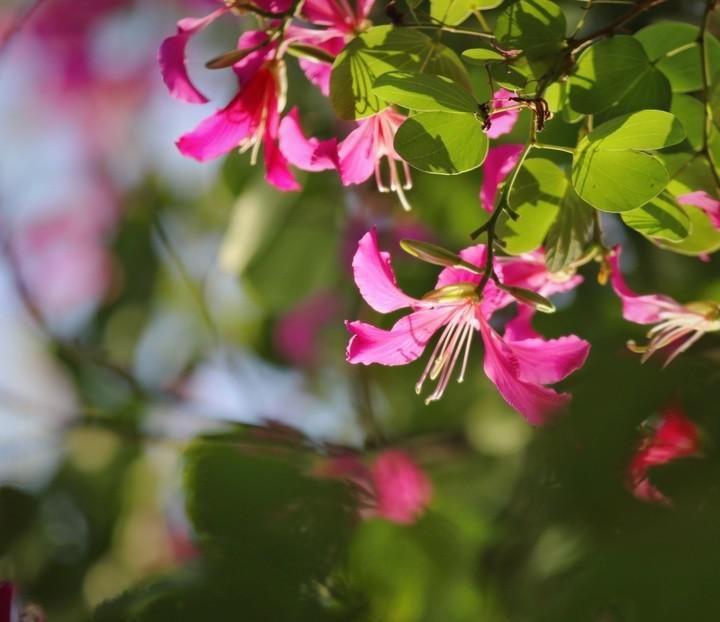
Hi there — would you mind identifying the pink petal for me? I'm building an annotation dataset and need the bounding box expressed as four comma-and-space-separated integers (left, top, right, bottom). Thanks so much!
479, 315, 570, 425
678, 191, 720, 230
480, 144, 524, 212
435, 244, 486, 289
233, 31, 275, 84
263, 125, 300, 191
504, 333, 590, 386
159, 7, 229, 104
176, 69, 271, 161
278, 107, 338, 172
504, 305, 539, 341
300, 0, 355, 29
346, 307, 456, 366
498, 251, 584, 298
608, 247, 683, 325
485, 88, 520, 139
254, 0, 295, 12
351, 229, 419, 313
371, 450, 432, 525
337, 118, 375, 185
298, 57, 333, 95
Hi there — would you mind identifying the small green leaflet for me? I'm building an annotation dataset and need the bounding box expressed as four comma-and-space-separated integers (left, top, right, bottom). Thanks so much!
544, 185, 594, 273
394, 112, 489, 175
430, 0, 504, 27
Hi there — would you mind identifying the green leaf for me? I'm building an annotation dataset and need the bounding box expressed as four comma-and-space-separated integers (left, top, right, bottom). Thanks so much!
636, 21, 720, 93
494, 0, 566, 59
569, 36, 653, 114
394, 111, 489, 175
582, 110, 685, 151
671, 94, 705, 152
655, 204, 720, 256
462, 47, 506, 64
430, 0, 504, 26
373, 72, 478, 113
330, 26, 472, 120
621, 195, 690, 242
595, 67, 671, 122
498, 158, 565, 254
572, 149, 668, 213
544, 185, 594, 272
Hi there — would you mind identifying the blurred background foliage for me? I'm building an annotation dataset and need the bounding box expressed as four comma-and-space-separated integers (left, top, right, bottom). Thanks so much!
0, 0, 718, 620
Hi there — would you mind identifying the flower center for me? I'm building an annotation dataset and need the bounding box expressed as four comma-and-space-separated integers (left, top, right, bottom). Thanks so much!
415, 300, 477, 404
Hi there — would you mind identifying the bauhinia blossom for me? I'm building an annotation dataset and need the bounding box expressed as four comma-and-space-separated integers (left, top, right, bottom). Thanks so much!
484, 88, 521, 139
280, 107, 413, 210
159, 8, 300, 189
609, 247, 720, 366
323, 450, 432, 524
628, 405, 701, 505
288, 0, 375, 94
345, 229, 590, 424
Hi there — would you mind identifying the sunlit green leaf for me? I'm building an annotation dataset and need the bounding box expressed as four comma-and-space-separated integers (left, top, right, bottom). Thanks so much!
394, 112, 489, 174
494, 0, 566, 59
373, 72, 479, 113
544, 185, 594, 272
621, 195, 690, 242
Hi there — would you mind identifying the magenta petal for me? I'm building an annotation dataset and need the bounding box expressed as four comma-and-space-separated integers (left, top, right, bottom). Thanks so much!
278, 107, 338, 172
338, 119, 375, 185
352, 229, 419, 313
608, 247, 682, 324
159, 7, 228, 104
486, 88, 520, 139
371, 450, 432, 525
678, 191, 720, 230
346, 307, 455, 366
479, 315, 570, 425
480, 144, 524, 212
504, 305, 539, 341
233, 31, 275, 84
299, 57, 333, 95
254, 0, 295, 12
301, 0, 354, 28
435, 244, 486, 289
506, 334, 590, 386
263, 127, 300, 191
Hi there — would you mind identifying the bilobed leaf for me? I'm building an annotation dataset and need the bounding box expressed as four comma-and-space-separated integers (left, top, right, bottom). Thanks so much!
572, 149, 668, 213
373, 72, 478, 113
569, 36, 652, 114
394, 111, 489, 175
671, 94, 705, 152
583, 110, 685, 151
544, 185, 594, 272
636, 21, 720, 93
498, 158, 565, 254
570, 111, 684, 212
655, 205, 720, 256
430, 0, 504, 26
494, 0, 566, 59
330, 26, 471, 120
621, 195, 690, 242
462, 48, 506, 64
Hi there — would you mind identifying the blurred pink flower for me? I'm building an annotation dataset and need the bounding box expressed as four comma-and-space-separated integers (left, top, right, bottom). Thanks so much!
485, 88, 520, 139
628, 405, 701, 505
480, 144, 524, 212
12, 207, 113, 324
345, 229, 589, 423
677, 191, 720, 230
323, 449, 432, 525
608, 247, 720, 366
274, 291, 340, 366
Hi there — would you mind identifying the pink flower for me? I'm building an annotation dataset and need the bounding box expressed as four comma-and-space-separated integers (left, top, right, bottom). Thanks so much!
338, 108, 412, 209
678, 191, 720, 230
172, 31, 299, 190
371, 451, 433, 524
609, 247, 720, 366
345, 229, 589, 424
484, 88, 520, 139
480, 144, 524, 212
323, 449, 432, 525
287, 0, 375, 94
628, 405, 701, 505
274, 291, 339, 366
